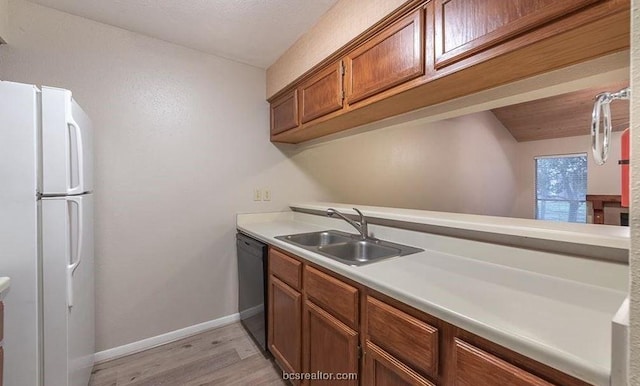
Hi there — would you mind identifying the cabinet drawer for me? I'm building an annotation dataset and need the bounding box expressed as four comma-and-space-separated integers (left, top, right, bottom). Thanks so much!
300, 61, 344, 123
269, 249, 302, 291
345, 7, 424, 104
304, 266, 358, 329
454, 338, 552, 386
270, 89, 299, 135
434, 0, 601, 69
363, 341, 435, 386
366, 296, 438, 378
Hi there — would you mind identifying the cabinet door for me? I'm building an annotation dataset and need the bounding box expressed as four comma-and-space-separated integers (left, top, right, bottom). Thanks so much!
454, 339, 553, 386
434, 0, 601, 69
303, 301, 358, 385
270, 89, 299, 135
269, 276, 302, 376
363, 341, 434, 386
300, 62, 344, 124
345, 8, 424, 105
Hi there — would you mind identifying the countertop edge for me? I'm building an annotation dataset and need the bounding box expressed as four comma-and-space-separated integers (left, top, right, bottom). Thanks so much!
291, 202, 630, 251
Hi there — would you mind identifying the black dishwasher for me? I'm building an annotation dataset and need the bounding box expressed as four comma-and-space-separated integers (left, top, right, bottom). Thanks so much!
236, 232, 268, 352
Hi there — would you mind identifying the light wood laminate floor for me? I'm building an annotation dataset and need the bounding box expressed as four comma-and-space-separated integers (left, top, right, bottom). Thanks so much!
89, 322, 286, 386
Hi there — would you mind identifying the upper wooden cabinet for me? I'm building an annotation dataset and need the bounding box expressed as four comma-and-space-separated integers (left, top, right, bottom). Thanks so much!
299, 61, 344, 124
345, 8, 424, 105
270, 89, 298, 135
433, 0, 602, 69
268, 0, 628, 144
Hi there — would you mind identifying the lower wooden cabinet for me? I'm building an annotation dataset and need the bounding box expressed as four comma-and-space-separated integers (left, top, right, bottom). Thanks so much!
1, 301, 4, 385
363, 341, 435, 386
303, 301, 358, 385
267, 247, 591, 386
268, 275, 302, 377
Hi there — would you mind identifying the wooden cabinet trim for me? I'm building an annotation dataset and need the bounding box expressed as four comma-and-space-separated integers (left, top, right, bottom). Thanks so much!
454, 338, 553, 386
303, 300, 359, 385
345, 7, 425, 104
363, 341, 435, 386
269, 248, 303, 291
299, 61, 344, 124
270, 89, 299, 135
434, 0, 602, 69
304, 265, 359, 329
269, 275, 302, 375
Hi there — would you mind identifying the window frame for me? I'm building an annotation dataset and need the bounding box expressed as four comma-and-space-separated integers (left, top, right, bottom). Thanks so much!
533, 152, 588, 223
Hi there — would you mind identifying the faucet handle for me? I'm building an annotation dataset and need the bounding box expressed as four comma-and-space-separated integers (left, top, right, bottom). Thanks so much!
352, 208, 364, 222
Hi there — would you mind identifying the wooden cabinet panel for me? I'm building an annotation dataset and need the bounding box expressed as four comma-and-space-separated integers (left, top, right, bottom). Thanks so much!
366, 296, 438, 378
269, 248, 302, 291
345, 8, 424, 104
0, 301, 3, 342
454, 338, 553, 386
300, 62, 344, 124
303, 301, 358, 385
363, 341, 435, 386
270, 89, 298, 135
269, 276, 302, 375
304, 266, 358, 329
0, 347, 3, 386
434, 0, 601, 68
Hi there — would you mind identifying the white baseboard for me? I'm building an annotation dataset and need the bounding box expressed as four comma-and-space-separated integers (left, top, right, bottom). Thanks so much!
94, 312, 240, 363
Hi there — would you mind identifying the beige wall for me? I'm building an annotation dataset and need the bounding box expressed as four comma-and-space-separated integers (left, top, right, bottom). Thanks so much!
629, 0, 639, 384
512, 132, 623, 219
0, 0, 7, 43
290, 111, 521, 217
290, 110, 622, 220
0, 0, 329, 351
266, 0, 404, 97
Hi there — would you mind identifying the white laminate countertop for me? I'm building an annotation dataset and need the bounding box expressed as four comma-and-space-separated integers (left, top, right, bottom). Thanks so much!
291, 202, 630, 250
0, 277, 10, 299
237, 211, 627, 386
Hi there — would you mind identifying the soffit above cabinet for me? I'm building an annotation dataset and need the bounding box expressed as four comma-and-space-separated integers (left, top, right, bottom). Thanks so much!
492, 81, 630, 142
27, 0, 338, 68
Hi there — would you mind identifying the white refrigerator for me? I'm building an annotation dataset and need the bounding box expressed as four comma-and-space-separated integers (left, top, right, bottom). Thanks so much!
0, 81, 95, 386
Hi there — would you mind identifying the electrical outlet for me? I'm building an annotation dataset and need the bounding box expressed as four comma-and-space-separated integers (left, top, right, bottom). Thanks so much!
264, 189, 271, 201
253, 189, 261, 201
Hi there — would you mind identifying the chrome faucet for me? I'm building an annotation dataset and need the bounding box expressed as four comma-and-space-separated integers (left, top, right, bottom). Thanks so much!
327, 208, 369, 240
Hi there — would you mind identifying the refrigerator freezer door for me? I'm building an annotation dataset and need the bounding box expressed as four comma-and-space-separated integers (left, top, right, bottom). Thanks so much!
41, 87, 94, 196
42, 194, 95, 386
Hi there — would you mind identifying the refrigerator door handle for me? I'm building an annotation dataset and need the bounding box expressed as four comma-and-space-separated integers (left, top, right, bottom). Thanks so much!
67, 196, 84, 308
66, 114, 85, 195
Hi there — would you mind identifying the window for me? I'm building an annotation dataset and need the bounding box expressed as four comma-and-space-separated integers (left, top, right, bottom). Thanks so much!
535, 154, 587, 223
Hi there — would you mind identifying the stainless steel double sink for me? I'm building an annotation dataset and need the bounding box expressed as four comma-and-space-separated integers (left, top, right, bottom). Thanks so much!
275, 230, 423, 266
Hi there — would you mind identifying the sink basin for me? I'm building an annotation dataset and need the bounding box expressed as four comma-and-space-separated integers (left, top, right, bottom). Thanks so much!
275, 230, 423, 266
318, 240, 401, 264
280, 230, 352, 247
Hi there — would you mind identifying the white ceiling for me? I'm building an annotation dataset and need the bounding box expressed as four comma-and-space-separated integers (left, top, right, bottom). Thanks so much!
28, 0, 338, 68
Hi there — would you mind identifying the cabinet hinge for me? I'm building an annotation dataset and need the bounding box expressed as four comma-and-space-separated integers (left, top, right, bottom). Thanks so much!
340, 61, 345, 76
358, 345, 363, 359
341, 90, 345, 101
